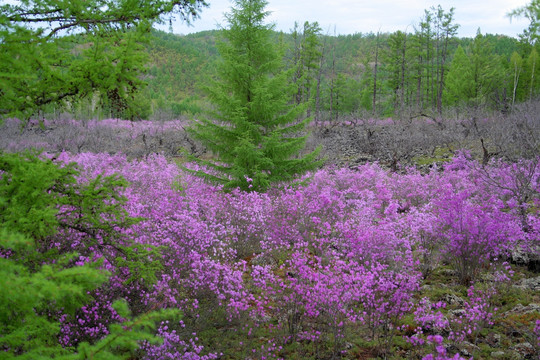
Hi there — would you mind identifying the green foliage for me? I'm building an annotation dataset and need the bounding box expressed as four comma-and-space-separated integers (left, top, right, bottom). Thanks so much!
1, 0, 534, 120
115, 244, 164, 287
70, 26, 153, 120
290, 21, 324, 113
524, 47, 540, 99
412, 147, 454, 166
144, 30, 219, 114
510, 51, 524, 106
0, 151, 76, 240
57, 172, 139, 240
0, 0, 208, 121
0, 230, 109, 359
359, 74, 374, 112
444, 45, 475, 106
69, 302, 181, 360
171, 97, 203, 116
137, 24, 528, 119
0, 150, 141, 254
509, 0, 540, 45
187, 0, 322, 192
468, 30, 507, 107
385, 30, 408, 109
0, 152, 174, 358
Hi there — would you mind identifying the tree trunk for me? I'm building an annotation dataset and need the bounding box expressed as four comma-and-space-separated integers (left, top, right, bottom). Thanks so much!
372, 32, 380, 116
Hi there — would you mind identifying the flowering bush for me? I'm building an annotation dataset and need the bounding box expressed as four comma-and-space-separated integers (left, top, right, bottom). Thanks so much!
434, 189, 522, 284
2, 150, 538, 359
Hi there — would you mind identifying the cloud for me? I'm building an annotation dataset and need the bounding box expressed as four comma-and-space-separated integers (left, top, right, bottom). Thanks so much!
165, 0, 531, 38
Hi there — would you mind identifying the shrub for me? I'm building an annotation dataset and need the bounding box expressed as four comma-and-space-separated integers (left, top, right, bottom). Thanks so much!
434, 190, 521, 284
0, 151, 178, 358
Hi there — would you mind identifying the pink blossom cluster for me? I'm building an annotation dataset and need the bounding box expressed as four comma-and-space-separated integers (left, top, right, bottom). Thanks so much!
407, 286, 496, 359
49, 151, 538, 358
535, 320, 540, 349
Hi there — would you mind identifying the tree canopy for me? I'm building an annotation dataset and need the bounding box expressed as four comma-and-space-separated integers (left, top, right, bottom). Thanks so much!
0, 0, 208, 121
509, 0, 540, 45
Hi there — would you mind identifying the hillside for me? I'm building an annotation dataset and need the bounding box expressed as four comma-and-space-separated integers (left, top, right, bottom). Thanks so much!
140, 28, 525, 120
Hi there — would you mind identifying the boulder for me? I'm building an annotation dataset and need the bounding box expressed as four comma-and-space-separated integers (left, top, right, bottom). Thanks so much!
511, 245, 540, 272
505, 303, 540, 315
510, 342, 536, 359
513, 277, 540, 292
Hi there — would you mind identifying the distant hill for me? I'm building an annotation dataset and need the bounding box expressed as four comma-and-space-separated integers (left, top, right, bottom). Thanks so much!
141, 28, 525, 119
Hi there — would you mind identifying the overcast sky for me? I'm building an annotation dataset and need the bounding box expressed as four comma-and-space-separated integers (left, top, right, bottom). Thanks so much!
160, 0, 531, 38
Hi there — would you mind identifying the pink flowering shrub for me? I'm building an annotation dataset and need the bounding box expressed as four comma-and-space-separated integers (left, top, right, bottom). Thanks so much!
433, 189, 522, 284
10, 150, 532, 359
421, 334, 468, 360
407, 285, 497, 359
448, 285, 497, 345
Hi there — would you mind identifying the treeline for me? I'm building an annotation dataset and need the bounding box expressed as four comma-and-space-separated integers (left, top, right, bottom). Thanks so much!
4, 1, 534, 122
141, 5, 539, 121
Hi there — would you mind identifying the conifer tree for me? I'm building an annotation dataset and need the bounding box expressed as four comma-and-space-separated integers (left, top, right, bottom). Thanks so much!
0, 151, 176, 358
188, 0, 322, 192
470, 30, 504, 106
443, 45, 475, 106
385, 30, 409, 110
290, 21, 323, 116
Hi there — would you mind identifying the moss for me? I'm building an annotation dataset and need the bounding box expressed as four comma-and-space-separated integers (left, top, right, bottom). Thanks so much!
495, 287, 533, 312
391, 336, 413, 351
412, 146, 454, 166
477, 343, 501, 359
421, 284, 462, 304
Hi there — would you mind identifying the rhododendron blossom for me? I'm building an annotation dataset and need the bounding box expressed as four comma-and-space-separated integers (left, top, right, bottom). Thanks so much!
40, 151, 538, 358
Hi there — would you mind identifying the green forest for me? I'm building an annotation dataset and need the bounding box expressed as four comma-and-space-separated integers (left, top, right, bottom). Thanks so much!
112, 6, 540, 121
141, 24, 532, 120
1, 1, 540, 359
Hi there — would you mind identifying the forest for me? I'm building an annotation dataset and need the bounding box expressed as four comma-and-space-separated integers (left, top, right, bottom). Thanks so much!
2, 2, 537, 121
140, 25, 529, 122
0, 0, 539, 359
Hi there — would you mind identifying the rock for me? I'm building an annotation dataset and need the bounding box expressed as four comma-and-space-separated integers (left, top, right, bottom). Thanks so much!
459, 341, 479, 357
449, 309, 466, 318
490, 351, 505, 358
486, 333, 502, 347
444, 293, 465, 306
513, 276, 540, 292
251, 254, 277, 267
510, 342, 535, 359
505, 303, 540, 314
511, 245, 540, 272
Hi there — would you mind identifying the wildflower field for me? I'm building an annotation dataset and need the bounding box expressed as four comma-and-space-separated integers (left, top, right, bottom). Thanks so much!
1, 119, 539, 359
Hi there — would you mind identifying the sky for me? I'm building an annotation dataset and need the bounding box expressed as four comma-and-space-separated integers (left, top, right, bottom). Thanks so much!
160, 0, 532, 38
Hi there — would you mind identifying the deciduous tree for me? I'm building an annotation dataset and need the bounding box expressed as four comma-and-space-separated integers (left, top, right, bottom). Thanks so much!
509, 0, 540, 45
0, 0, 207, 121
510, 51, 524, 107
443, 45, 474, 106
290, 21, 323, 117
